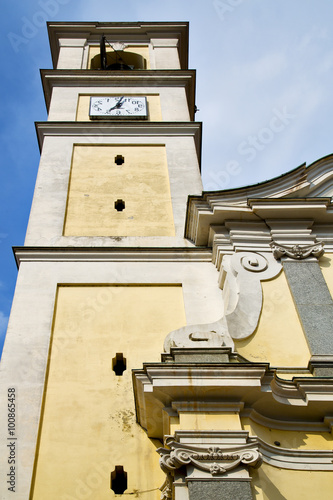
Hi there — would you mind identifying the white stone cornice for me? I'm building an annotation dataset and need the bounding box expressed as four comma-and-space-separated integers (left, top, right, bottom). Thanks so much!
302, 153, 333, 197
212, 223, 272, 264
13, 247, 212, 268
258, 438, 333, 471
186, 196, 333, 249
47, 21, 189, 69
186, 155, 333, 249
242, 409, 331, 432
248, 197, 333, 221
133, 362, 333, 439
271, 376, 333, 404
35, 121, 202, 158
172, 430, 257, 446
189, 155, 333, 209
267, 219, 315, 247
186, 202, 254, 247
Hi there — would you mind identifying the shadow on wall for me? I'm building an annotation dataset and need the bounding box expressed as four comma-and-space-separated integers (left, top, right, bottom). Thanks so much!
319, 255, 331, 268
251, 467, 288, 500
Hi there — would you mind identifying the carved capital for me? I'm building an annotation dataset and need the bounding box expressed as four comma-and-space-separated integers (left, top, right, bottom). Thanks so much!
157, 438, 262, 499
270, 241, 324, 260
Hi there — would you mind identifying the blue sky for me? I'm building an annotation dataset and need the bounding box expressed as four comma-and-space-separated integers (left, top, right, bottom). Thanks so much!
1, 0, 333, 355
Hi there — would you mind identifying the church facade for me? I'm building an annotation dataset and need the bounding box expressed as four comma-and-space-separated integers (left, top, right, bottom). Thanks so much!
1, 21, 333, 500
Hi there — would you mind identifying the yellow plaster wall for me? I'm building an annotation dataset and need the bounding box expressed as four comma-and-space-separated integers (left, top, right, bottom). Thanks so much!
251, 464, 333, 499
31, 285, 186, 500
170, 412, 241, 434
320, 253, 333, 298
275, 371, 312, 380
63, 144, 175, 237
88, 45, 150, 69
76, 94, 162, 121
242, 418, 333, 450
235, 271, 311, 367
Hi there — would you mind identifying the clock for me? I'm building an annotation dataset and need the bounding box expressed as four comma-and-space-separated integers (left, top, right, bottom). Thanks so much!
89, 96, 148, 119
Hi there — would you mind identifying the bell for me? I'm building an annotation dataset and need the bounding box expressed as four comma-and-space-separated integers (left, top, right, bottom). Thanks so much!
106, 61, 133, 71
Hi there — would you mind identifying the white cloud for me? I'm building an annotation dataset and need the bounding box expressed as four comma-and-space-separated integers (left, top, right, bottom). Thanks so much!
297, 25, 329, 53
237, 52, 288, 84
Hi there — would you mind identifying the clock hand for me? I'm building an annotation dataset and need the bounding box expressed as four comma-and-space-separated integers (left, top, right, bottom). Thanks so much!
108, 96, 125, 111
116, 96, 125, 108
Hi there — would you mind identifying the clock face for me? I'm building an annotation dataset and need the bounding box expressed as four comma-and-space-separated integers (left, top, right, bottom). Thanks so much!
89, 96, 148, 119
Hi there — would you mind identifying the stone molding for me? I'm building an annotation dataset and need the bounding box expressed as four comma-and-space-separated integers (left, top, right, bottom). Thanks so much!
156, 430, 333, 500
13, 246, 212, 267
166, 430, 333, 471
309, 356, 333, 376
151, 38, 179, 48
186, 191, 333, 250
58, 37, 88, 47
243, 408, 331, 432
257, 438, 333, 471
210, 218, 332, 265
35, 121, 202, 155
132, 357, 333, 439
161, 347, 249, 364
47, 21, 189, 69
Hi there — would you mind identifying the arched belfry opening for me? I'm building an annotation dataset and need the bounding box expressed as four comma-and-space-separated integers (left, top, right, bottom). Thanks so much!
90, 35, 146, 70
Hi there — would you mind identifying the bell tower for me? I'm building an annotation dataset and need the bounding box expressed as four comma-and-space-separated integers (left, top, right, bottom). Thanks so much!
3, 20, 333, 500
28, 22, 202, 244
0, 22, 221, 500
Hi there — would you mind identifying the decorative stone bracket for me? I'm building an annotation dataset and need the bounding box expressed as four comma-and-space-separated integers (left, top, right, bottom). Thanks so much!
157, 437, 262, 500
164, 251, 281, 350
221, 251, 281, 340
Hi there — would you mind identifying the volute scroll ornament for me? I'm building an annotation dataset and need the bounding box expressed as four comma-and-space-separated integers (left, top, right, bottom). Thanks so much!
163, 251, 282, 350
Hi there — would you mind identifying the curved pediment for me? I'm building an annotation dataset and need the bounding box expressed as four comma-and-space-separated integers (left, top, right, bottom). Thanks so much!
186, 154, 333, 247
201, 154, 333, 205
